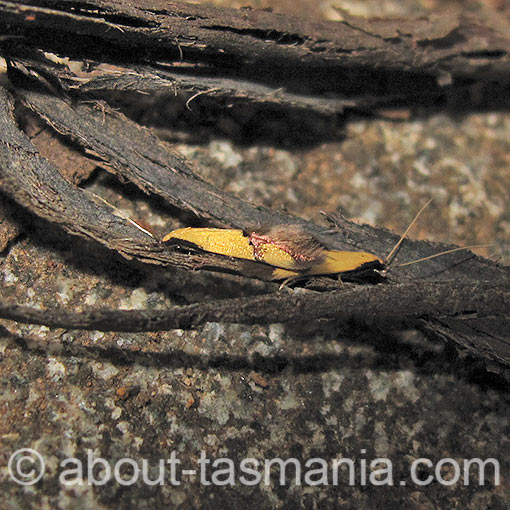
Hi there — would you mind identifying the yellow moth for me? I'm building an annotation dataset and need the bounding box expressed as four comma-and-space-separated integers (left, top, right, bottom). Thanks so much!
162, 225, 384, 281
162, 200, 489, 282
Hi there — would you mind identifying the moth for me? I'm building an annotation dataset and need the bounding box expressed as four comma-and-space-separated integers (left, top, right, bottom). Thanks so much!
162, 200, 488, 282
163, 224, 384, 281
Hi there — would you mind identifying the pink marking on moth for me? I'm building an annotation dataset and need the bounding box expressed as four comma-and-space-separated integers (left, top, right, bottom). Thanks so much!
248, 232, 315, 261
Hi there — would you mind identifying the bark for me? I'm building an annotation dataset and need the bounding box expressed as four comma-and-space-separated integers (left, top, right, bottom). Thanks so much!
1, 0, 509, 78
1, 0, 510, 117
0, 2, 509, 366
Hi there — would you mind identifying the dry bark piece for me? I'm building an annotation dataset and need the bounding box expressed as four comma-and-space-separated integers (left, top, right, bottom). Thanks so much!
0, 1, 507, 75
0, 5, 509, 366
70, 64, 358, 116
0, 85, 276, 278
1, 81, 509, 366
0, 280, 509, 366
0, 1, 509, 101
29, 125, 98, 185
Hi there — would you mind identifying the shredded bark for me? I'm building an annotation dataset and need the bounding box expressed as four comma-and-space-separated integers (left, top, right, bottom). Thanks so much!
0, 80, 509, 365
28, 122, 98, 185
0, 1, 509, 366
0, 281, 508, 365
1, 0, 510, 117
0, 85, 278, 277
0, 0, 509, 78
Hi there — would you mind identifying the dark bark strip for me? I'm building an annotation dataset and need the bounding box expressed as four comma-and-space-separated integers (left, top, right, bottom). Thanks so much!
16, 83, 278, 231
1, 0, 509, 81
0, 85, 277, 278
0, 4, 509, 366
74, 65, 358, 116
1, 280, 509, 365
8, 60, 507, 284
1, 0, 510, 123
0, 281, 508, 365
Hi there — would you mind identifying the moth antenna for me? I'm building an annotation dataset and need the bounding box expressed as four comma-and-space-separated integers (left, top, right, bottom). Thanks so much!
85, 190, 155, 238
384, 198, 433, 268
397, 244, 493, 268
